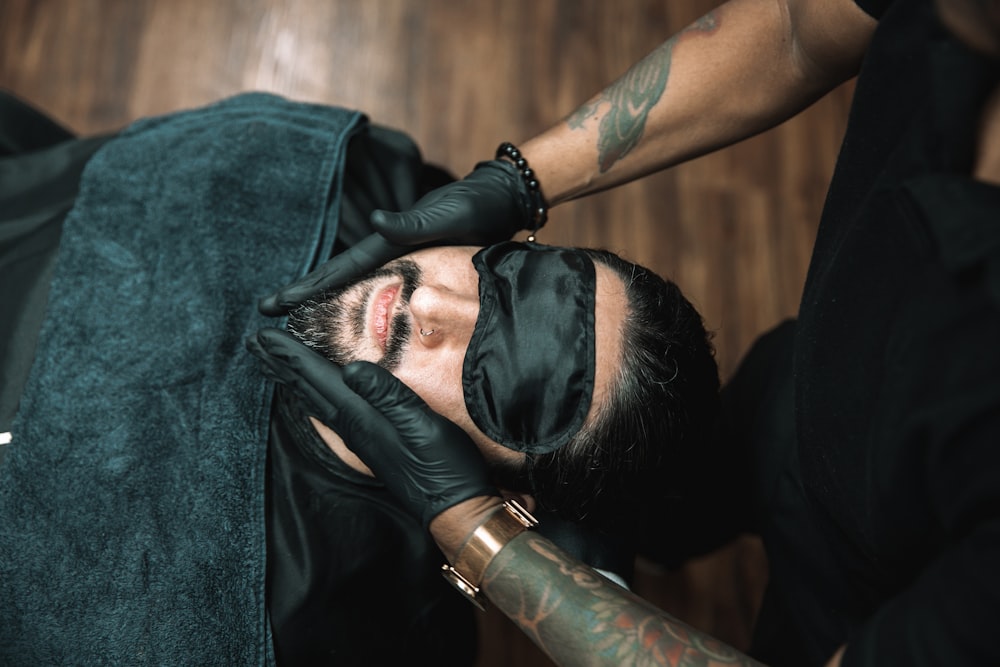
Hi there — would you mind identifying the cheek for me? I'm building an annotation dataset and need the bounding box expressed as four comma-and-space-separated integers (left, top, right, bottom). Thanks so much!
393, 348, 472, 430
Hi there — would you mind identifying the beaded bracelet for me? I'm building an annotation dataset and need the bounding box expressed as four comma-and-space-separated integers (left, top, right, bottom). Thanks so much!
496, 141, 549, 242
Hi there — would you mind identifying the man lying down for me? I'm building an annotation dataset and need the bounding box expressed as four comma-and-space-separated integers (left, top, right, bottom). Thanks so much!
0, 92, 719, 666
257, 238, 722, 663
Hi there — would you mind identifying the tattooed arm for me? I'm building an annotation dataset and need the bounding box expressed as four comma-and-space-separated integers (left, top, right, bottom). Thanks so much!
521, 0, 877, 206
485, 532, 763, 667
435, 497, 763, 667
434, 497, 844, 667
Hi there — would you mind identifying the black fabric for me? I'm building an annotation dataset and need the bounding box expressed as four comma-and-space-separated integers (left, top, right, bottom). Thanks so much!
0, 96, 473, 664
0, 90, 74, 156
743, 0, 1000, 664
464, 241, 596, 454
267, 388, 476, 666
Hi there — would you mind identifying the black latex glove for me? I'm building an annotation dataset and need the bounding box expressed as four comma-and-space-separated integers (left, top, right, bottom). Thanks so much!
246, 328, 499, 527
369, 159, 536, 245
258, 159, 535, 315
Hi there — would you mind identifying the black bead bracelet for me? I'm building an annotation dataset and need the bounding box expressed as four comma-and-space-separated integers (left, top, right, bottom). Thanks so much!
496, 141, 548, 240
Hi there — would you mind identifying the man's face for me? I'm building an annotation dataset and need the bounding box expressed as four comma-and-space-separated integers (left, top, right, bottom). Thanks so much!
298, 245, 627, 464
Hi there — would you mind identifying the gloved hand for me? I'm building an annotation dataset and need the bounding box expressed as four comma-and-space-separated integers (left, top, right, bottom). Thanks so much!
246, 328, 500, 527
369, 158, 538, 246
258, 159, 536, 315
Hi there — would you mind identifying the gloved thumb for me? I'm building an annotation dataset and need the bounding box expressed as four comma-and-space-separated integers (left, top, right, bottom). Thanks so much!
370, 207, 446, 245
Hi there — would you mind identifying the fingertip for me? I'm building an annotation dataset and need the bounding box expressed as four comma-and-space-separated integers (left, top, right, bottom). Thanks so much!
258, 293, 286, 316
246, 330, 286, 366
370, 208, 403, 233
245, 328, 280, 355
369, 208, 390, 227
370, 210, 413, 245
341, 360, 384, 386
244, 332, 261, 354
342, 361, 400, 399
343, 362, 433, 420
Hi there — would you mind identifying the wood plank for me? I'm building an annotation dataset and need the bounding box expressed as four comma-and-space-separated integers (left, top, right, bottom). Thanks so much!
1, 2, 856, 664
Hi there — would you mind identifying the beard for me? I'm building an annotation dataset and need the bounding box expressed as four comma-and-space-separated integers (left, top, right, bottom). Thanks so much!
286, 258, 422, 372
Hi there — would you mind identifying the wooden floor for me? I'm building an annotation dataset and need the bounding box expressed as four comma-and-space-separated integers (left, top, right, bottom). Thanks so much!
1, 1, 856, 664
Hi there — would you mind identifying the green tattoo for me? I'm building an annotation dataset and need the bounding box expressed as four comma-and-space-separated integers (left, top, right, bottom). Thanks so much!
570, 12, 719, 173
566, 100, 599, 130
484, 533, 761, 667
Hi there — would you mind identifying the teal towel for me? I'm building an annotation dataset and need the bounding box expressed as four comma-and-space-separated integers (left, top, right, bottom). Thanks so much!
0, 93, 364, 665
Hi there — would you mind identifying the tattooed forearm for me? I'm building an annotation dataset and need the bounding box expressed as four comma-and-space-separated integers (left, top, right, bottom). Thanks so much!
483, 533, 763, 667
567, 12, 719, 173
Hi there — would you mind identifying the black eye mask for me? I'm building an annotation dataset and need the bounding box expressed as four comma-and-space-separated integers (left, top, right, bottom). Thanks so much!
463, 241, 596, 454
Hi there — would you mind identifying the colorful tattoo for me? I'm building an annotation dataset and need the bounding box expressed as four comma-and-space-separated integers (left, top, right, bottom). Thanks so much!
484, 533, 761, 667
567, 12, 719, 173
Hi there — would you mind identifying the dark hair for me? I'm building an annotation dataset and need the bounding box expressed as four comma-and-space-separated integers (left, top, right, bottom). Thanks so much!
524, 248, 720, 538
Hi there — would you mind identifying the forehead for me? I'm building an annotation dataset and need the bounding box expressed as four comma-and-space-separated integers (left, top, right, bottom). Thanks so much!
590, 260, 627, 425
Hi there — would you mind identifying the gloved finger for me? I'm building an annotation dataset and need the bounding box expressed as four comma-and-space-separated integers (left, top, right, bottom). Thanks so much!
249, 329, 413, 452
370, 171, 515, 246
341, 361, 466, 461
370, 202, 455, 246
245, 328, 353, 420
372, 205, 514, 250
246, 329, 343, 422
245, 328, 307, 385
341, 359, 438, 420
258, 233, 409, 315
343, 361, 496, 487
342, 360, 483, 466
344, 363, 499, 526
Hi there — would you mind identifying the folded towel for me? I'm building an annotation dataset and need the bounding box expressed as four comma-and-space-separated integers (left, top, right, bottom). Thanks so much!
0, 93, 364, 665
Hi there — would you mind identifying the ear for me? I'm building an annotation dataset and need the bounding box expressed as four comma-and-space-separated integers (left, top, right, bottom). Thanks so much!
498, 488, 536, 514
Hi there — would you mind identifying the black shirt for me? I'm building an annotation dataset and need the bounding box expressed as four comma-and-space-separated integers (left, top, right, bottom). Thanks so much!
748, 0, 1000, 664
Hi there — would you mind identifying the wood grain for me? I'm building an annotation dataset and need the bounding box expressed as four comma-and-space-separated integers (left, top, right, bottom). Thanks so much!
1, 1, 856, 664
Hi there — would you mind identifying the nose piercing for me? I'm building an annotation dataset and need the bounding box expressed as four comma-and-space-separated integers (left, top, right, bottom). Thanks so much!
420, 328, 436, 337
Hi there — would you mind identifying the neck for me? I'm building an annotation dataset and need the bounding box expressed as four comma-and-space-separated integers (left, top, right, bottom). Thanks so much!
308, 416, 375, 476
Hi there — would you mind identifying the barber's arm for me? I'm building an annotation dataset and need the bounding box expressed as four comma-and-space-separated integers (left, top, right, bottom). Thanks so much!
246, 329, 790, 666
372, 0, 876, 224
520, 0, 877, 206
370, 0, 878, 232
260, 0, 876, 315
